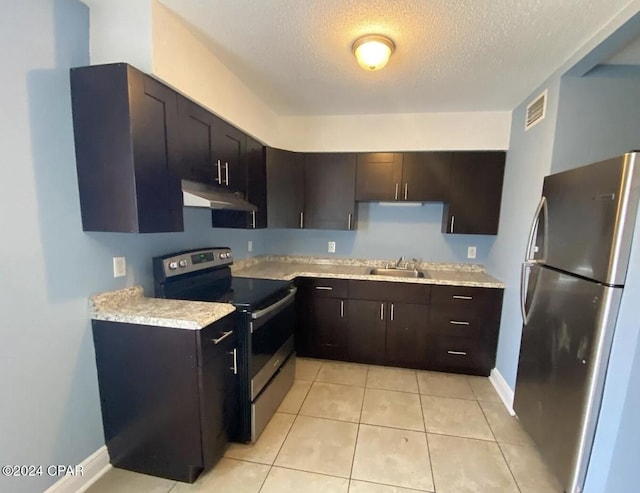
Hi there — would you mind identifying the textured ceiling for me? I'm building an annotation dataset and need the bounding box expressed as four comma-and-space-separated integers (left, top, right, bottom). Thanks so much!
159, 0, 634, 115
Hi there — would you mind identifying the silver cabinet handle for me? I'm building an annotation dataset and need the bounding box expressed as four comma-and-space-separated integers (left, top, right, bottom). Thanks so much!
390, 303, 394, 321
224, 161, 229, 186
452, 295, 472, 300
229, 349, 237, 374
404, 183, 408, 200
449, 320, 470, 326
450, 215, 455, 233
340, 300, 344, 318
212, 330, 233, 345
216, 160, 222, 184
394, 183, 399, 200
380, 302, 384, 320
315, 286, 333, 291
300, 212, 304, 228
251, 210, 256, 229
447, 350, 467, 356
347, 213, 352, 230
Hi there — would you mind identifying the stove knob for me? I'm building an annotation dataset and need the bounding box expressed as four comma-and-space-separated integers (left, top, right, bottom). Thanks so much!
178, 260, 188, 267
220, 253, 228, 259
168, 261, 178, 270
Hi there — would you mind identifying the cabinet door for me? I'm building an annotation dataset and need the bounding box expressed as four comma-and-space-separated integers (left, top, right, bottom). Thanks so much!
356, 153, 403, 201
386, 303, 429, 369
210, 136, 266, 229
309, 297, 348, 360
402, 152, 452, 202
347, 300, 386, 365
443, 151, 505, 235
178, 95, 219, 186
214, 120, 246, 193
266, 147, 305, 228
304, 153, 357, 230
71, 63, 183, 233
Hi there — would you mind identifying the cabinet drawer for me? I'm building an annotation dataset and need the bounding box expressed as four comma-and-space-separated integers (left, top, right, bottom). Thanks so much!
428, 336, 495, 376
431, 285, 501, 309
296, 277, 348, 298
429, 307, 489, 339
199, 315, 235, 366
348, 280, 430, 304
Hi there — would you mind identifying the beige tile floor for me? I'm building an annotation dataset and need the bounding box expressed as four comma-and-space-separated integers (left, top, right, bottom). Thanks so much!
86, 358, 563, 493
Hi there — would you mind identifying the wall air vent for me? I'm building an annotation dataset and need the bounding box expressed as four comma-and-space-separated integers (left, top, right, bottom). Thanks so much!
525, 90, 547, 130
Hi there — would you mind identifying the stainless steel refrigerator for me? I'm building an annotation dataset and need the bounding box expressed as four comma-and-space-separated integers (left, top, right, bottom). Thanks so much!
514, 152, 640, 493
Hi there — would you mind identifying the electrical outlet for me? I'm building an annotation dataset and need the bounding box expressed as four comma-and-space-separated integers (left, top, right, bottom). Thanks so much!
247, 240, 253, 253
467, 246, 477, 259
113, 257, 126, 277
328, 241, 336, 253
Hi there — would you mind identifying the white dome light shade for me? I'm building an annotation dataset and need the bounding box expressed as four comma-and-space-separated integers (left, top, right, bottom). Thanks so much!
352, 35, 395, 71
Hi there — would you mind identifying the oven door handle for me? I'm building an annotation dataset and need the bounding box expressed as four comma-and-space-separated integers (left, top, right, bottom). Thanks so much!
251, 287, 297, 321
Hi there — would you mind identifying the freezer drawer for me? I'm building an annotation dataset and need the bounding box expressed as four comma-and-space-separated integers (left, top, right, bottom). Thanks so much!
514, 265, 622, 493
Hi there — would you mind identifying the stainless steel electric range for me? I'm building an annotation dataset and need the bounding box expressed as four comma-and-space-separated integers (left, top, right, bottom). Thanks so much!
153, 247, 296, 443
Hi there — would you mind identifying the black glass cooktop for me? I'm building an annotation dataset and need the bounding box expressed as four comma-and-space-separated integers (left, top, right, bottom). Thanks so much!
161, 271, 291, 311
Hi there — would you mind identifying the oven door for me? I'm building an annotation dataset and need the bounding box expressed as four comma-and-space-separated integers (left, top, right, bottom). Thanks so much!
249, 287, 297, 400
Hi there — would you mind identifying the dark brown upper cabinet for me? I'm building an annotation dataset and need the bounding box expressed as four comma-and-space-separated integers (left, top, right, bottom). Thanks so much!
211, 136, 267, 229
178, 96, 246, 194
266, 147, 305, 228
70, 63, 183, 233
442, 151, 505, 235
304, 153, 357, 230
356, 152, 453, 202
402, 152, 452, 202
355, 153, 403, 201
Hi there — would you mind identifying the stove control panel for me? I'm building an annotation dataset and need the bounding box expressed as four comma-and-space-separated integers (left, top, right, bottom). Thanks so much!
156, 247, 233, 278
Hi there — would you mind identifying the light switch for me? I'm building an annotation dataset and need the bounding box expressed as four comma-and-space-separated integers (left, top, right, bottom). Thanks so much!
248, 240, 253, 253
467, 246, 477, 259
328, 241, 336, 253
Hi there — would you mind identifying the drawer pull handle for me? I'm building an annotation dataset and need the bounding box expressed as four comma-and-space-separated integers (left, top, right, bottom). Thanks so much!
340, 300, 344, 318
453, 295, 473, 300
449, 320, 470, 326
315, 286, 333, 290
447, 350, 467, 356
380, 303, 384, 320
212, 330, 233, 345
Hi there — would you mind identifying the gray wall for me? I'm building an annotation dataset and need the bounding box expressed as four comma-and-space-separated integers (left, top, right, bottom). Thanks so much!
0, 2, 261, 491
265, 202, 496, 264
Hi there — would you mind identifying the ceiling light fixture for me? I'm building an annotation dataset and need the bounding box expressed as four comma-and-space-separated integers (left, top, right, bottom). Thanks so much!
352, 34, 395, 71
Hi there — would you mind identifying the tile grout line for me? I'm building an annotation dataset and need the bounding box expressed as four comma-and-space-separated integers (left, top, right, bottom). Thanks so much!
258, 359, 324, 493
347, 364, 369, 489
477, 402, 523, 493
418, 388, 438, 493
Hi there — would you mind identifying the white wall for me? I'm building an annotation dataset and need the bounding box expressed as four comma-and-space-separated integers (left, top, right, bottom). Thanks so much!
84, 0, 154, 71
277, 111, 511, 152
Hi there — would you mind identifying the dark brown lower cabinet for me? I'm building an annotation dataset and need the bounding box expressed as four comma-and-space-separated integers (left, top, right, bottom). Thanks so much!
347, 299, 387, 365
295, 277, 503, 376
386, 303, 429, 368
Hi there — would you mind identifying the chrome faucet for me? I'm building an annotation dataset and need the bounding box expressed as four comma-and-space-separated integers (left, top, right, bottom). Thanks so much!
395, 256, 405, 268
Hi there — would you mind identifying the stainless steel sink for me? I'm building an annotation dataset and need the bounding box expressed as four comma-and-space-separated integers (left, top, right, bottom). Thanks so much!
369, 268, 428, 279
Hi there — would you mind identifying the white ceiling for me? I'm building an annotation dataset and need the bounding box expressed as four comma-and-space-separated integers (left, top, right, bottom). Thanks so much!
159, 0, 634, 116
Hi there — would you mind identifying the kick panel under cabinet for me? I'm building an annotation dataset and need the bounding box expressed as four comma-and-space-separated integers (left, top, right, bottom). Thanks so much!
295, 278, 503, 375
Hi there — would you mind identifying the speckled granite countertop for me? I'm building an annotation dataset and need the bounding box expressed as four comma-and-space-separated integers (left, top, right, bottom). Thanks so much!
232, 256, 504, 289
89, 286, 236, 330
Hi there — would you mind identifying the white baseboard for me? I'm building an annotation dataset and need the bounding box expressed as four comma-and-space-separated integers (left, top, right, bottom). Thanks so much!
489, 368, 516, 416
43, 446, 111, 493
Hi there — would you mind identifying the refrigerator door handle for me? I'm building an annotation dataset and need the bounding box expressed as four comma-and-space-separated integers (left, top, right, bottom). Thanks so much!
525, 196, 547, 262
520, 262, 535, 324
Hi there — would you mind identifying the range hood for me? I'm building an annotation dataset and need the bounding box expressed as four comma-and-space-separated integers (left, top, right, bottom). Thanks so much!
182, 180, 257, 212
